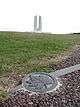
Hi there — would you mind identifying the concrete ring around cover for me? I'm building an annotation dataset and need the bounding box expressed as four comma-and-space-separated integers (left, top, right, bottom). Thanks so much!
22, 72, 59, 93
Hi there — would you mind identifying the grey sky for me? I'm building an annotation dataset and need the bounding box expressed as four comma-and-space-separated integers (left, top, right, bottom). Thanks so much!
0, 0, 80, 33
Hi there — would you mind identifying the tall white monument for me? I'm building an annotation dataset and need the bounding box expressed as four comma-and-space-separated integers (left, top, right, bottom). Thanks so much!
34, 15, 42, 32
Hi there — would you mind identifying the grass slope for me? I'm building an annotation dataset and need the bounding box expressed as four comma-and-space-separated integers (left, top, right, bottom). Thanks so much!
0, 32, 80, 75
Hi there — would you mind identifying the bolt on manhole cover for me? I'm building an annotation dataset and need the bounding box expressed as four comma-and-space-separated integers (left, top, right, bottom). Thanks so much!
22, 72, 58, 93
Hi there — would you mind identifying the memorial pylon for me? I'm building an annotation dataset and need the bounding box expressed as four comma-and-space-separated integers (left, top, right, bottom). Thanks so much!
34, 15, 42, 32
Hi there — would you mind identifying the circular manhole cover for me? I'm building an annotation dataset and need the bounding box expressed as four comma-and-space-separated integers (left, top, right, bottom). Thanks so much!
22, 72, 58, 93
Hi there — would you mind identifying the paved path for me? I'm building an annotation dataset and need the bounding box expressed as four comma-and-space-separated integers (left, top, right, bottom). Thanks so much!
50, 64, 80, 77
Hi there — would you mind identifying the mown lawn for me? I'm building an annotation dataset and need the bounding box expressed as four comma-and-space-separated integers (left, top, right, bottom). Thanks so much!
0, 32, 80, 76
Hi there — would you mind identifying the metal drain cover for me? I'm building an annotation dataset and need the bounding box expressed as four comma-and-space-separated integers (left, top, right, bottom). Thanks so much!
22, 72, 58, 93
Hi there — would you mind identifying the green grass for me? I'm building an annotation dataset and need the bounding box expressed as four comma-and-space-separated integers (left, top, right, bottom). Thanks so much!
0, 90, 9, 101
0, 32, 80, 75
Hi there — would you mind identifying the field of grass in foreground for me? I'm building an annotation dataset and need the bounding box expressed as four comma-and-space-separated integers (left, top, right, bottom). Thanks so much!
0, 32, 80, 76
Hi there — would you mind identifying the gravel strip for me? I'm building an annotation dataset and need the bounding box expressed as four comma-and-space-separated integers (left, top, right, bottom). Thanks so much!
0, 70, 80, 107
50, 46, 80, 70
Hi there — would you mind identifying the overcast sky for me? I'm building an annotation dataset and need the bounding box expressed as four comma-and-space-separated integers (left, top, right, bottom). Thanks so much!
0, 0, 80, 34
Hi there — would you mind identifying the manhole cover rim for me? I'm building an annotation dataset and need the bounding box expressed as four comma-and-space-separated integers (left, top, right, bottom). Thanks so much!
22, 72, 58, 93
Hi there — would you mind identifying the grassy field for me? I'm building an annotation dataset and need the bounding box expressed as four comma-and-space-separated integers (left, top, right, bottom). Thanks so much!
0, 32, 80, 76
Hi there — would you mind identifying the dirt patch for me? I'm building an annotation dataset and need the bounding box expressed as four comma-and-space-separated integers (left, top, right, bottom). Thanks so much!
0, 72, 24, 93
